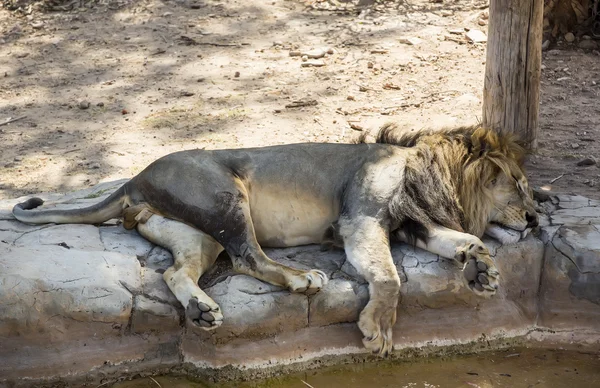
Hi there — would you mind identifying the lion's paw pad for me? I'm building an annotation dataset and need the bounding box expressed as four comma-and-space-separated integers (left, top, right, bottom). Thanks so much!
463, 257, 499, 297
186, 297, 223, 330
288, 269, 328, 294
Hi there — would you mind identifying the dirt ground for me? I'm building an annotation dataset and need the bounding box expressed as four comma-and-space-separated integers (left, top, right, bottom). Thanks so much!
1, 0, 600, 200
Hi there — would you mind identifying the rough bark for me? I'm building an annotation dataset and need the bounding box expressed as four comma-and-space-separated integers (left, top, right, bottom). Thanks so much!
483, 0, 544, 148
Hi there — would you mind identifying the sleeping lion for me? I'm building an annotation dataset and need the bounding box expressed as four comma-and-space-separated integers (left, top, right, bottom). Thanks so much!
12, 124, 538, 357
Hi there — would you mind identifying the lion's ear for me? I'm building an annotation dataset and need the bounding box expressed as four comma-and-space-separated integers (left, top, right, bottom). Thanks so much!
469, 127, 493, 158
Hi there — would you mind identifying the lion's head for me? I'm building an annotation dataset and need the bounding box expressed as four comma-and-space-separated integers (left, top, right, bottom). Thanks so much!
458, 127, 538, 237
370, 124, 538, 243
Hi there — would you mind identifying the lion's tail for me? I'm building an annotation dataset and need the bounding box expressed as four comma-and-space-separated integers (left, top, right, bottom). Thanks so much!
12, 185, 128, 225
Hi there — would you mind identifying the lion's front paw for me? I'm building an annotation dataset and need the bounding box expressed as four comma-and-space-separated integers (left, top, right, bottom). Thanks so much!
287, 269, 328, 294
358, 308, 395, 358
456, 243, 500, 297
186, 297, 223, 330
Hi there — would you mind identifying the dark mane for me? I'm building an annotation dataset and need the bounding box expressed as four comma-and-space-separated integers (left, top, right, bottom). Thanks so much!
373, 123, 479, 148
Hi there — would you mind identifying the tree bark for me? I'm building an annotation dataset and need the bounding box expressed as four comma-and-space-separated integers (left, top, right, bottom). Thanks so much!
482, 0, 544, 149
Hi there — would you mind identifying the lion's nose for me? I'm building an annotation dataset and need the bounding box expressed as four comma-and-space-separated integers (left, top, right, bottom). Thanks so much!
526, 212, 538, 228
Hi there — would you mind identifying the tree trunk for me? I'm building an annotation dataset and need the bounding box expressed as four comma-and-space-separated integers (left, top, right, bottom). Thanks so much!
482, 0, 544, 149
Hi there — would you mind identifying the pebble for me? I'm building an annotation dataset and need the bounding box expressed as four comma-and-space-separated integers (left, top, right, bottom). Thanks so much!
571, 143, 580, 149
301, 60, 325, 67
97, 102, 104, 107
478, 19, 487, 26
564, 32, 575, 43
440, 10, 453, 17
79, 101, 90, 109
30, 21, 44, 29
579, 40, 598, 50
466, 29, 487, 43
14, 156, 23, 162
577, 157, 597, 166
541, 40, 550, 51
234, 71, 240, 78
367, 61, 374, 69
87, 162, 101, 169
399, 36, 422, 45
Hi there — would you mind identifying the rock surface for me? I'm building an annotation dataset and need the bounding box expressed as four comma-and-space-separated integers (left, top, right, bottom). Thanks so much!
0, 182, 599, 387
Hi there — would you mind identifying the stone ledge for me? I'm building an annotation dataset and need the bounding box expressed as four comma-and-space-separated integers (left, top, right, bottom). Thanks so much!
0, 183, 599, 387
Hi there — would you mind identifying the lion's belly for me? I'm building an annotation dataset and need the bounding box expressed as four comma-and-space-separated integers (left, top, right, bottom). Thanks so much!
248, 186, 339, 248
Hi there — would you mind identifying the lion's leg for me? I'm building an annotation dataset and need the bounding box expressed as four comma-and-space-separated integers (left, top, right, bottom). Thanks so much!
339, 216, 400, 357
134, 213, 225, 330
395, 225, 499, 298
223, 208, 327, 294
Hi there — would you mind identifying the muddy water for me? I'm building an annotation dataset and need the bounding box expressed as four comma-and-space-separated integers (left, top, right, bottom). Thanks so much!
114, 348, 600, 388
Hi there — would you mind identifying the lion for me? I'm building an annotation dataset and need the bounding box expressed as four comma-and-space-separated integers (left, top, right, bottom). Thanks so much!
12, 124, 538, 357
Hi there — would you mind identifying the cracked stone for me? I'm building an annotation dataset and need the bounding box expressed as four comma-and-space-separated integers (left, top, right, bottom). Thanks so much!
265, 245, 345, 276
145, 246, 174, 270
100, 225, 154, 257
0, 245, 141, 335
141, 267, 178, 306
204, 275, 308, 339
15, 224, 104, 251
131, 295, 180, 333
309, 279, 368, 327
553, 225, 600, 273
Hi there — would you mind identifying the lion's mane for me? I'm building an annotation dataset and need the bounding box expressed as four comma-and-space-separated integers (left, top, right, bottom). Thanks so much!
363, 124, 526, 245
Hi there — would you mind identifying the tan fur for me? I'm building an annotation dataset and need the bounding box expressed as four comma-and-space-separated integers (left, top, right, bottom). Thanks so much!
13, 124, 537, 358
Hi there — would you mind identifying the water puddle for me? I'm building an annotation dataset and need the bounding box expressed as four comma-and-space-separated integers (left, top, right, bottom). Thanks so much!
113, 348, 600, 388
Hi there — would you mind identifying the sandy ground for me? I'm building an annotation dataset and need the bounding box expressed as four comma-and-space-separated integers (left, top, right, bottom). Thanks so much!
1, 0, 599, 200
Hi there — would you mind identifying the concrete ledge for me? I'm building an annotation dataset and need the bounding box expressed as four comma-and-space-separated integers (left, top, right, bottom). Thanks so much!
1, 182, 599, 387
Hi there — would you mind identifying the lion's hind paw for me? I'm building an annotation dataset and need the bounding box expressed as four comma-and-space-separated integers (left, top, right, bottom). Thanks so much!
186, 297, 223, 330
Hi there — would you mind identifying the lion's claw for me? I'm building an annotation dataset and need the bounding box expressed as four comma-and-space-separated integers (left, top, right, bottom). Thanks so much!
288, 269, 328, 294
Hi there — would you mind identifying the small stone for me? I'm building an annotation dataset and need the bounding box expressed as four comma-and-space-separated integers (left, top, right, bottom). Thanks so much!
300, 60, 325, 67
578, 40, 598, 50
448, 28, 464, 35
478, 19, 487, 26
399, 36, 422, 45
542, 40, 550, 51
88, 162, 101, 169
440, 10, 453, 17
273, 41, 283, 46
301, 55, 308, 61
78, 101, 90, 110
303, 48, 329, 59
571, 143, 580, 149
30, 21, 44, 29
466, 29, 487, 43
14, 156, 23, 162
234, 71, 240, 78
347, 95, 355, 101
97, 102, 104, 107
367, 61, 374, 69
576, 157, 597, 167
564, 32, 575, 43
